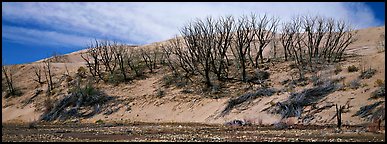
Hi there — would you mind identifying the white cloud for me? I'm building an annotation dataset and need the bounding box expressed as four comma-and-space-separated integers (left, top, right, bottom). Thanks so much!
2, 25, 92, 48
2, 2, 382, 47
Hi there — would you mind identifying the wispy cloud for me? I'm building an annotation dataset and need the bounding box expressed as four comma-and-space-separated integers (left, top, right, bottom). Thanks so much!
2, 2, 382, 48
2, 25, 92, 48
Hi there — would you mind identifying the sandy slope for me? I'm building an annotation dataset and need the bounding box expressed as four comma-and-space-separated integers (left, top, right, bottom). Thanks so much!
2, 26, 385, 126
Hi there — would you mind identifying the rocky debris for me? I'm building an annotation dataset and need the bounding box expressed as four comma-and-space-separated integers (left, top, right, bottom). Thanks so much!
224, 119, 251, 126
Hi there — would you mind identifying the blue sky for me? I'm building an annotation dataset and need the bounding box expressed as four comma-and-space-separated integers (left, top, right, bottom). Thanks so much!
2, 2, 385, 65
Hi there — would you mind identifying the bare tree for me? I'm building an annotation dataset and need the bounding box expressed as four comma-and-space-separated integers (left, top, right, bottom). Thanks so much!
43, 59, 54, 92
252, 14, 279, 66
322, 19, 356, 62
2, 64, 15, 96
231, 15, 255, 82
100, 40, 117, 75
288, 16, 307, 79
171, 36, 197, 77
211, 15, 234, 81
81, 40, 104, 82
376, 33, 385, 52
180, 17, 216, 87
161, 42, 179, 75
301, 16, 327, 65
140, 48, 158, 73
32, 64, 44, 85
113, 44, 129, 81
335, 104, 343, 130
126, 48, 144, 77
280, 22, 297, 61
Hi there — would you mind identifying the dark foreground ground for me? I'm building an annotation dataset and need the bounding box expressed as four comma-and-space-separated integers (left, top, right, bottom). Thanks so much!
2, 122, 385, 142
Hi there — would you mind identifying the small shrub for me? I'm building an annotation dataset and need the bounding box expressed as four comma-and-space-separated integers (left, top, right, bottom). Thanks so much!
370, 86, 385, 99
334, 65, 342, 75
310, 75, 323, 86
289, 63, 297, 69
254, 70, 270, 80
106, 73, 124, 84
280, 79, 290, 85
291, 77, 309, 87
95, 119, 104, 124
43, 97, 54, 114
156, 88, 165, 98
4, 88, 23, 98
65, 75, 73, 82
349, 79, 361, 90
347, 65, 359, 72
374, 79, 384, 87
256, 118, 263, 126
181, 89, 193, 94
77, 66, 87, 78
163, 74, 187, 88
359, 68, 377, 79
28, 121, 38, 129
211, 84, 221, 94
362, 83, 369, 88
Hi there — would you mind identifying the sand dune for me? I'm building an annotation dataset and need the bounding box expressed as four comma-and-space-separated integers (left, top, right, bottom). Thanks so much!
2, 26, 385, 127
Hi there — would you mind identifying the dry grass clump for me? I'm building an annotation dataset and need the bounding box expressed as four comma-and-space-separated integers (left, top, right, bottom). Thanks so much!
347, 65, 359, 72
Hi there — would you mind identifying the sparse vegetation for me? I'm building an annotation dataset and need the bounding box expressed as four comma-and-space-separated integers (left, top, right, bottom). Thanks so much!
370, 86, 385, 100
359, 68, 377, 79
376, 33, 385, 53
43, 59, 55, 93
347, 65, 359, 72
334, 65, 342, 75
220, 87, 277, 116
156, 88, 165, 98
374, 79, 384, 87
4, 12, 382, 141
95, 119, 104, 124
353, 101, 385, 122
32, 64, 44, 85
77, 66, 87, 78
41, 81, 115, 121
2, 65, 22, 97
267, 81, 337, 119
349, 79, 361, 90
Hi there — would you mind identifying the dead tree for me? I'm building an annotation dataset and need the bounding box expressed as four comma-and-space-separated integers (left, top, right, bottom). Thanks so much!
231, 15, 255, 82
81, 40, 104, 82
171, 36, 197, 77
32, 64, 44, 85
43, 59, 54, 92
332, 21, 356, 62
113, 44, 129, 81
126, 49, 143, 77
161, 42, 179, 75
376, 33, 385, 52
301, 16, 326, 64
2, 65, 15, 96
140, 48, 157, 73
180, 17, 215, 87
335, 104, 343, 129
289, 16, 307, 80
253, 14, 279, 66
269, 36, 279, 61
99, 40, 117, 75
299, 17, 357, 63
280, 22, 296, 61
211, 15, 234, 81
